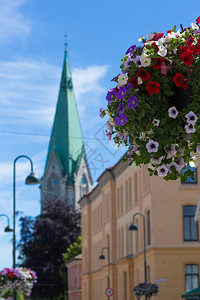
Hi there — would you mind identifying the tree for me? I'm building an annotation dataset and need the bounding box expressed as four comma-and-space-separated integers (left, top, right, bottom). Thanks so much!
18, 200, 81, 300
63, 235, 82, 262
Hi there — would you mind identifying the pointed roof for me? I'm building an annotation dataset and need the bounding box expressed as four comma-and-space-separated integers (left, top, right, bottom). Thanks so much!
45, 49, 84, 184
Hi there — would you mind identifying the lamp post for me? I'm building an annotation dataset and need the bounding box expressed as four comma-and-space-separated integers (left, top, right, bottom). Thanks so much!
13, 155, 40, 300
0, 214, 13, 232
99, 246, 111, 299
129, 212, 147, 300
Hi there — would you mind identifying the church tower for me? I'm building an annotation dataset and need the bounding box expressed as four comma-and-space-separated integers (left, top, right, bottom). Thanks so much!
41, 48, 92, 212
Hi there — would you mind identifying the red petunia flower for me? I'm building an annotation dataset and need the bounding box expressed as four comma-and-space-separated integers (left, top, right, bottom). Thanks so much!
136, 68, 151, 82
152, 58, 164, 70
152, 33, 163, 41
196, 16, 200, 24
180, 52, 193, 66
146, 81, 160, 95
173, 73, 184, 87
181, 78, 189, 90
129, 78, 139, 87
186, 35, 195, 46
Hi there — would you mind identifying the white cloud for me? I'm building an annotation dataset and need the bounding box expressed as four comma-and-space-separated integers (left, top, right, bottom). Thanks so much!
71, 64, 109, 119
0, 59, 60, 129
72, 65, 109, 98
0, 0, 31, 43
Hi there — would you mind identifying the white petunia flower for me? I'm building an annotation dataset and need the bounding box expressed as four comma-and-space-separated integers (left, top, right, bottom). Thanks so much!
158, 45, 167, 57
138, 77, 143, 85
118, 73, 128, 86
191, 22, 199, 30
140, 56, 151, 67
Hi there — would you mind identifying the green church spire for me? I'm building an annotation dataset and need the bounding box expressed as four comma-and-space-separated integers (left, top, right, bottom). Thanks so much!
45, 49, 84, 184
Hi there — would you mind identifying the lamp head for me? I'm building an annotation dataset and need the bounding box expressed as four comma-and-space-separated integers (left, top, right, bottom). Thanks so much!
25, 172, 41, 185
129, 223, 138, 231
4, 225, 13, 232
99, 254, 105, 260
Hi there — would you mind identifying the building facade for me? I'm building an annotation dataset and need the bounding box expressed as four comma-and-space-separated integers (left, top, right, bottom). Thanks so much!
65, 254, 82, 300
41, 48, 92, 212
79, 159, 200, 300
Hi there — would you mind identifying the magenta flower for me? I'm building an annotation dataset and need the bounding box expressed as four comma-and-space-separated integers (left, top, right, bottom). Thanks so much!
116, 87, 126, 100
168, 106, 178, 118
146, 140, 159, 153
115, 113, 127, 126
106, 130, 112, 140
99, 108, 104, 118
127, 95, 138, 109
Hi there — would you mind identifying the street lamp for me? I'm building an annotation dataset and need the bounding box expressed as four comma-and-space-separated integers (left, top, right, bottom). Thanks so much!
0, 214, 13, 232
129, 212, 147, 300
13, 155, 40, 300
99, 246, 111, 299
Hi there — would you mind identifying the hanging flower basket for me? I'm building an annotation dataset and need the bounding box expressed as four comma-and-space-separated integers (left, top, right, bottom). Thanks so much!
101, 17, 200, 181
0, 267, 37, 298
133, 282, 159, 298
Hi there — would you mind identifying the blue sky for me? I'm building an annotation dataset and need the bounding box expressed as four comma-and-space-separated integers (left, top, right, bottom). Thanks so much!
0, 0, 200, 269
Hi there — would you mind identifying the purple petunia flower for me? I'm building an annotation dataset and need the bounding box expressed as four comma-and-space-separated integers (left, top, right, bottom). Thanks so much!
146, 140, 159, 153
116, 87, 126, 100
106, 130, 112, 140
125, 44, 137, 55
152, 119, 160, 126
124, 56, 133, 69
125, 83, 133, 94
168, 106, 178, 118
133, 56, 142, 67
176, 157, 186, 171
119, 132, 127, 142
107, 121, 113, 132
165, 144, 177, 159
118, 102, 126, 114
115, 113, 127, 126
167, 162, 179, 173
185, 111, 198, 124
196, 144, 200, 155
151, 156, 163, 165
127, 95, 138, 109
99, 108, 104, 118
157, 165, 168, 177
185, 122, 196, 133
106, 89, 115, 103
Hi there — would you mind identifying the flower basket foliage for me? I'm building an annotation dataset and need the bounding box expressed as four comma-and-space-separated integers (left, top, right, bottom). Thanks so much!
101, 17, 200, 181
133, 282, 159, 298
0, 267, 37, 298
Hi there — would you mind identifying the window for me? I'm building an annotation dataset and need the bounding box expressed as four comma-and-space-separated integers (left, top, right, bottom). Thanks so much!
183, 206, 198, 241
147, 210, 151, 245
185, 264, 199, 292
80, 175, 88, 197
181, 163, 197, 184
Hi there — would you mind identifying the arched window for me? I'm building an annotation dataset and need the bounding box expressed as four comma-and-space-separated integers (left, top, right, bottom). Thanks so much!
80, 174, 88, 197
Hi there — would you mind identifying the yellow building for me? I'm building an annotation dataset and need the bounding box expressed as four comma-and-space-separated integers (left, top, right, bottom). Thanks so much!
79, 159, 200, 300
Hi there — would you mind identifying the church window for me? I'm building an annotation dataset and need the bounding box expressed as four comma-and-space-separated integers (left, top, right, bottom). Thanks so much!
80, 175, 88, 198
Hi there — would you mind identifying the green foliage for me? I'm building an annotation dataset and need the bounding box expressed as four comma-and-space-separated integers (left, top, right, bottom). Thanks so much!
63, 236, 82, 262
